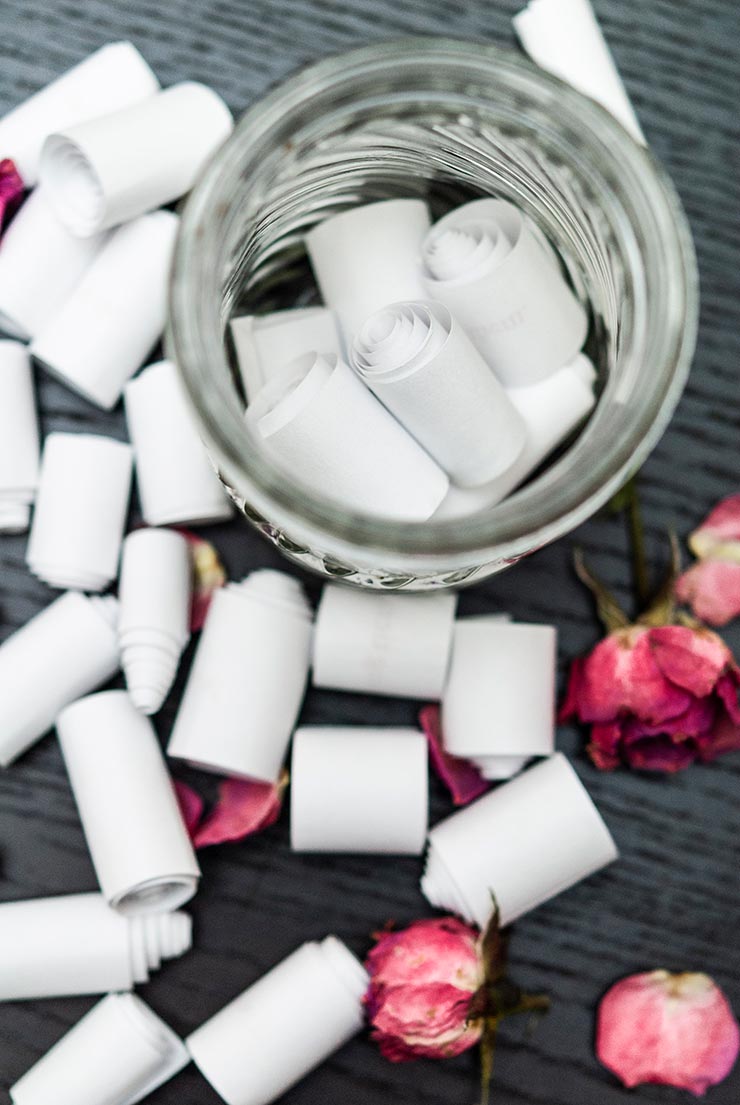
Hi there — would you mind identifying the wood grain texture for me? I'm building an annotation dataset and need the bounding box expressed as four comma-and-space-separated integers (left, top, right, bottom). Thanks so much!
0, 0, 739, 1102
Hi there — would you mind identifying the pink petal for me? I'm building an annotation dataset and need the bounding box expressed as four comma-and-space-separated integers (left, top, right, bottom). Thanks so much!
597, 970, 740, 1095
177, 529, 227, 631
587, 721, 624, 770
696, 711, 740, 762
716, 672, 740, 724
689, 493, 740, 552
624, 736, 698, 773
676, 560, 740, 627
0, 159, 25, 236
192, 773, 287, 849
173, 779, 205, 836
419, 705, 489, 806
649, 625, 731, 698
558, 655, 586, 723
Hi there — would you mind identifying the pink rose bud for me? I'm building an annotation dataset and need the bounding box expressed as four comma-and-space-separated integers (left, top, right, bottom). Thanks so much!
676, 493, 740, 626
597, 970, 739, 1095
364, 917, 484, 1061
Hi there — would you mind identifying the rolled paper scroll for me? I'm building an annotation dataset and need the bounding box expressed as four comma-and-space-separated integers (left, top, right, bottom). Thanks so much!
168, 570, 313, 783
351, 300, 527, 487
26, 433, 132, 592
0, 41, 160, 185
124, 359, 232, 526
441, 618, 556, 761
231, 307, 343, 402
0, 892, 192, 1001
40, 82, 233, 235
0, 591, 119, 767
0, 340, 39, 533
421, 199, 588, 386
312, 585, 457, 700
57, 690, 200, 915
9, 993, 189, 1105
245, 352, 449, 520
30, 211, 179, 409
0, 190, 107, 341
290, 727, 428, 854
421, 753, 618, 927
186, 936, 368, 1105
514, 0, 646, 144
434, 354, 597, 519
305, 199, 431, 339
119, 528, 191, 715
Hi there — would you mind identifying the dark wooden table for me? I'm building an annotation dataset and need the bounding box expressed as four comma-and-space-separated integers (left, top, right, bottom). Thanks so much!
1, 1, 739, 1102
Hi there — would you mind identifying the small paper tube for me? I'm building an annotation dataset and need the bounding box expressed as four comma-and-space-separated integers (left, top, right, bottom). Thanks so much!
434, 355, 596, 519
30, 211, 179, 409
0, 340, 39, 533
468, 756, 531, 781
514, 0, 646, 144
119, 528, 191, 716
421, 199, 588, 386
26, 432, 133, 592
351, 300, 527, 487
0, 190, 107, 341
441, 618, 556, 762
9, 992, 190, 1105
186, 936, 368, 1105
305, 199, 431, 339
245, 352, 449, 520
0, 41, 160, 185
168, 570, 313, 783
312, 585, 457, 700
231, 307, 343, 402
40, 82, 233, 235
421, 753, 618, 927
0, 892, 192, 1001
290, 727, 428, 854
124, 359, 232, 526
57, 689, 200, 915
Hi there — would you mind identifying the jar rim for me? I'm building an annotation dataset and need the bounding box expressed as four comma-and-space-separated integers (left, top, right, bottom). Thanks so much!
168, 37, 698, 567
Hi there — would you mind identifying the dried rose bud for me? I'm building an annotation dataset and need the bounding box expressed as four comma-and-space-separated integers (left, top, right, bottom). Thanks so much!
597, 970, 739, 1095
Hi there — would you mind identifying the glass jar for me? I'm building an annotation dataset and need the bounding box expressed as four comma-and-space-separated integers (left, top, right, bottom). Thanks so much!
168, 39, 698, 591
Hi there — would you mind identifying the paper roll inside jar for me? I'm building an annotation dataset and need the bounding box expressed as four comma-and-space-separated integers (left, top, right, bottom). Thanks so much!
57, 690, 200, 916
231, 307, 343, 402
290, 727, 428, 854
312, 585, 457, 700
9, 993, 189, 1105
245, 352, 449, 520
421, 753, 618, 927
351, 300, 527, 487
421, 199, 588, 386
186, 936, 368, 1105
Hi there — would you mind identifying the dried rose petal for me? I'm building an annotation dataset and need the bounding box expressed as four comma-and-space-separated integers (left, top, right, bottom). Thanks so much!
676, 559, 740, 627
419, 704, 489, 806
0, 159, 24, 236
688, 493, 740, 558
192, 772, 287, 849
597, 970, 740, 1095
173, 779, 205, 836
177, 529, 226, 631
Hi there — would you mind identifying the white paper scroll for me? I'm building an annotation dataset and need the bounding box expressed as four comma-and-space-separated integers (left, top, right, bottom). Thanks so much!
312, 585, 457, 700
0, 892, 192, 1001
514, 0, 646, 144
305, 199, 431, 339
26, 432, 132, 591
421, 753, 618, 928
351, 300, 526, 487
0, 341, 39, 533
10, 993, 189, 1105
421, 199, 588, 386
441, 618, 556, 767
0, 41, 160, 185
290, 727, 428, 854
0, 190, 107, 341
0, 592, 119, 767
31, 211, 179, 409
124, 359, 232, 526
119, 528, 191, 716
168, 570, 313, 783
186, 936, 368, 1105
434, 355, 596, 518
57, 690, 200, 915
231, 307, 343, 402
40, 82, 234, 235
245, 352, 449, 520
